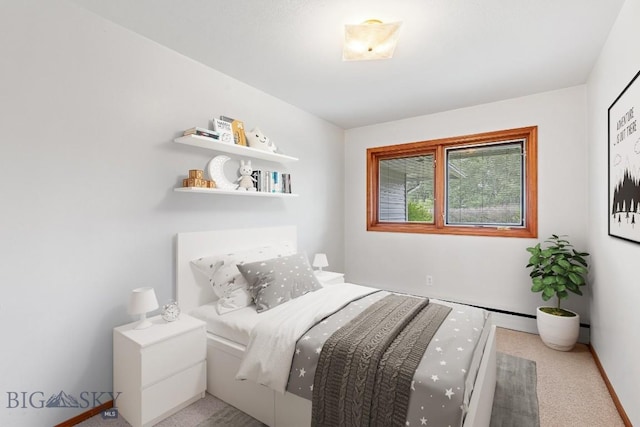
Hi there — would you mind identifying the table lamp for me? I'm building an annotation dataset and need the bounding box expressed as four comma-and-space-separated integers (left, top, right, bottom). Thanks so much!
128, 287, 159, 330
313, 253, 329, 272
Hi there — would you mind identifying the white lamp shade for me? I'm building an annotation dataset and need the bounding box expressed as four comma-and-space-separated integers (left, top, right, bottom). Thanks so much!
343, 20, 402, 61
128, 287, 159, 316
313, 253, 329, 269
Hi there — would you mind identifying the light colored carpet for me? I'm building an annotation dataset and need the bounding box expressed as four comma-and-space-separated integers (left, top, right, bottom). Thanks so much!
195, 405, 264, 427
79, 351, 538, 427
78, 327, 624, 427
76, 394, 228, 427
495, 327, 624, 427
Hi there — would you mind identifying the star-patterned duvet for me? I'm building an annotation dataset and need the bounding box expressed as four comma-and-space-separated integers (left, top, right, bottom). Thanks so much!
286, 288, 492, 427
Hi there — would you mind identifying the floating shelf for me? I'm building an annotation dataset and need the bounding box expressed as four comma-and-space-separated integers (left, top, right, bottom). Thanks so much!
174, 187, 298, 198
174, 135, 298, 163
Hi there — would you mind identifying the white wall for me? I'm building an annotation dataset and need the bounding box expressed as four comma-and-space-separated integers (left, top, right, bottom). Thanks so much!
344, 86, 589, 320
587, 0, 640, 423
0, 1, 344, 426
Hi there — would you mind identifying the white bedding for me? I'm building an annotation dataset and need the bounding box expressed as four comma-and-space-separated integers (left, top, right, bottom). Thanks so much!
187, 283, 373, 348
189, 303, 259, 346
235, 283, 379, 393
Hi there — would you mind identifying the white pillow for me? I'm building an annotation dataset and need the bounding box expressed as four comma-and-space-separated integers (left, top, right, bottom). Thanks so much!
191, 243, 295, 314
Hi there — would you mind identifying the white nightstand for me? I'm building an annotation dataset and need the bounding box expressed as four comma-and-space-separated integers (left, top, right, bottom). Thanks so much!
314, 270, 345, 285
113, 313, 206, 427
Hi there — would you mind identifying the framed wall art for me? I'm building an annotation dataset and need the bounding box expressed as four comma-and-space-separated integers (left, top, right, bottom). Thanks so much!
609, 69, 640, 243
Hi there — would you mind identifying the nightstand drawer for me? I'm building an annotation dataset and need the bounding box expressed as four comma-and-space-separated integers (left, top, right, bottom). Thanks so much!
141, 327, 205, 387
141, 361, 206, 425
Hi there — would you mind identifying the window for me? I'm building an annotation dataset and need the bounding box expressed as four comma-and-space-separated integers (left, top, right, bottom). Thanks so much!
367, 126, 537, 237
379, 154, 434, 223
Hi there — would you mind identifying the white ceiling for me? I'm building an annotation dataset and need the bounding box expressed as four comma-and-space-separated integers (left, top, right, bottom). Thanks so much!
70, 0, 625, 129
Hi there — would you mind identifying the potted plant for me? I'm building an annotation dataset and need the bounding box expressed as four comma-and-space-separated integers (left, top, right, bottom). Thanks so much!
525, 234, 589, 351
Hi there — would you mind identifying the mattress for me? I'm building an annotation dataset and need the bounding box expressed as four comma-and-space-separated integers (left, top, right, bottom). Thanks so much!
189, 303, 258, 346
188, 282, 342, 346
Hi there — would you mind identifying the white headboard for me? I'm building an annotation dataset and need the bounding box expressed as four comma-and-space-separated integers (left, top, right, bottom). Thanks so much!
176, 226, 297, 312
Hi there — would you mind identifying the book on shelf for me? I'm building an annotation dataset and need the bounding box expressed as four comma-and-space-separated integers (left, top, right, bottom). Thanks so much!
265, 170, 273, 193
213, 118, 234, 144
251, 170, 261, 192
250, 170, 292, 194
219, 115, 248, 146
183, 127, 220, 140
282, 173, 292, 194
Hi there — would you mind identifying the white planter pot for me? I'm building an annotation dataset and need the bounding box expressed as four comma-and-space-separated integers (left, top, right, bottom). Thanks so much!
536, 307, 580, 351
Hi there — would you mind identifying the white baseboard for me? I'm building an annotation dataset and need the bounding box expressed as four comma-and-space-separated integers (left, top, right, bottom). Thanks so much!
490, 311, 590, 344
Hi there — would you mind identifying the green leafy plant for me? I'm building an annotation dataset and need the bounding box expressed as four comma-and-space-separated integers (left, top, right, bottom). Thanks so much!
407, 200, 433, 222
525, 234, 589, 316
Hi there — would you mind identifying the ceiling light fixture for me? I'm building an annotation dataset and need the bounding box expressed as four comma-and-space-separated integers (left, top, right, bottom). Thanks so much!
343, 19, 402, 61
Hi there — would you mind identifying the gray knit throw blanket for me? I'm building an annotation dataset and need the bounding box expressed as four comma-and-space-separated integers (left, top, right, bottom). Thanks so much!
311, 294, 451, 427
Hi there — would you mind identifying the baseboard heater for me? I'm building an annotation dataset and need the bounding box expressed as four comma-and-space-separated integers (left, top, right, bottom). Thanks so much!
438, 299, 590, 343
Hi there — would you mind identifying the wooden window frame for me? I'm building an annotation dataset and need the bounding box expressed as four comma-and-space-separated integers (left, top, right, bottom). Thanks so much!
367, 126, 538, 238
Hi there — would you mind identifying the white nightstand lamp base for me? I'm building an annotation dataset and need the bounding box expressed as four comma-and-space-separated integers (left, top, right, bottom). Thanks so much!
134, 314, 154, 330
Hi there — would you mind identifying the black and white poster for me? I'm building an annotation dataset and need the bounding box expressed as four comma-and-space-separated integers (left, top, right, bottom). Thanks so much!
609, 69, 640, 243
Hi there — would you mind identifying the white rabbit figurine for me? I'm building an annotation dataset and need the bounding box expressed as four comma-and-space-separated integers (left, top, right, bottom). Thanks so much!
237, 160, 257, 191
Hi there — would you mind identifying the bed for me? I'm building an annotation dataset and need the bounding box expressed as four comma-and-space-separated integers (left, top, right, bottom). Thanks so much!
176, 226, 496, 427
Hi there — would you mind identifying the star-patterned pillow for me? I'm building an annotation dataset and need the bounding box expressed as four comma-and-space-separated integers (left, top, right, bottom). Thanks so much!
237, 252, 322, 312
191, 243, 295, 314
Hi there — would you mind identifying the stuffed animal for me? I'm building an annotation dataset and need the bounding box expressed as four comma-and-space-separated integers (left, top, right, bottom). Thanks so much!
237, 159, 257, 191
246, 128, 278, 153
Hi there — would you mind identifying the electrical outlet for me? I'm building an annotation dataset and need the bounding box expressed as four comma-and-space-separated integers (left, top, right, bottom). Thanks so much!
426, 275, 433, 286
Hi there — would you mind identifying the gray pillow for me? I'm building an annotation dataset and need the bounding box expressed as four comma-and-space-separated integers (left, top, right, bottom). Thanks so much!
190, 243, 295, 315
237, 253, 322, 312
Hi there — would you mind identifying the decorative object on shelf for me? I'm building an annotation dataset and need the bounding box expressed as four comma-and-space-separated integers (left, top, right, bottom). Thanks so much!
312, 253, 329, 272
207, 155, 238, 190
173, 128, 298, 197
343, 19, 402, 61
282, 173, 292, 193
220, 116, 248, 146
182, 178, 215, 188
525, 234, 589, 351
128, 287, 159, 330
246, 128, 278, 153
250, 169, 291, 193
213, 118, 234, 144
608, 68, 640, 244
183, 126, 219, 140
161, 299, 181, 322
189, 169, 204, 179
181, 169, 215, 188
174, 134, 298, 163
237, 160, 257, 191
